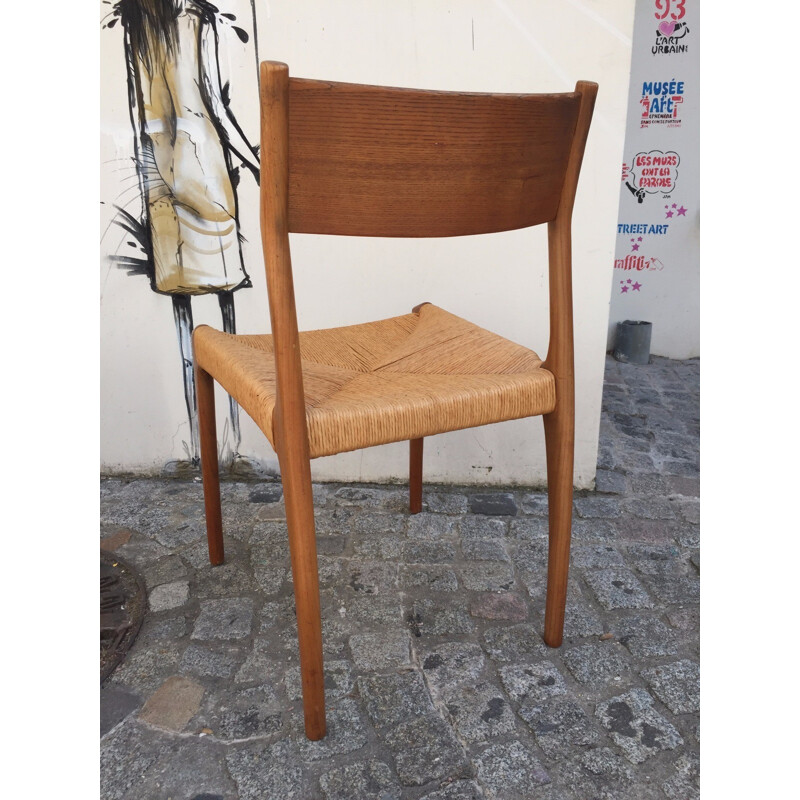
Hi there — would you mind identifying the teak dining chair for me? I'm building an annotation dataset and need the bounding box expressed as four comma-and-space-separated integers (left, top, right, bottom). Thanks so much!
193, 61, 598, 740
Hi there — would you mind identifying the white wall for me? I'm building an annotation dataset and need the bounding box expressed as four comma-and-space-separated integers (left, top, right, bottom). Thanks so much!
100, 0, 635, 487
607, 0, 700, 359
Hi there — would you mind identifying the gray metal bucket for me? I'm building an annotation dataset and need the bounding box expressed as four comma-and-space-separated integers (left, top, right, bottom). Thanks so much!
613, 320, 652, 364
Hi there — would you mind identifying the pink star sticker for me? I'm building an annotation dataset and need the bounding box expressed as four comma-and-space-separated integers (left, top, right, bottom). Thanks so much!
632, 281, 642, 291
621, 285, 629, 293
637, 237, 643, 241
627, 279, 632, 283
677, 206, 687, 216
665, 210, 674, 218
631, 243, 640, 251
672, 203, 677, 207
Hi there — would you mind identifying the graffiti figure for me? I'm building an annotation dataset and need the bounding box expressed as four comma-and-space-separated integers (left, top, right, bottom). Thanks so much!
625, 181, 646, 204
105, 0, 259, 466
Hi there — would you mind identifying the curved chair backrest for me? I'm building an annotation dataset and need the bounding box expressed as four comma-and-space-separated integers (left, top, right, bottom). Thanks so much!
283, 75, 588, 238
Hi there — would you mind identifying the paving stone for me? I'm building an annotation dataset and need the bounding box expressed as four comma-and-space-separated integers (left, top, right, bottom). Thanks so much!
352, 511, 406, 536
508, 517, 549, 540
460, 515, 509, 540
349, 630, 411, 671
195, 562, 259, 597
643, 574, 700, 605
421, 642, 486, 688
353, 533, 404, 559
624, 543, 683, 575
594, 469, 628, 494
155, 519, 207, 549
344, 595, 404, 628
401, 564, 459, 592
595, 688, 683, 763
665, 475, 700, 497
562, 603, 605, 638
199, 683, 283, 740
348, 560, 398, 594
469, 592, 528, 621
225, 740, 308, 800
442, 680, 516, 742
675, 523, 700, 547
574, 496, 622, 519
319, 760, 401, 800
108, 643, 183, 695
615, 516, 677, 544
100, 720, 164, 800
407, 513, 458, 539
624, 497, 677, 520
628, 473, 669, 495
571, 543, 625, 569
403, 540, 458, 564
249, 484, 283, 503
426, 492, 469, 514
409, 598, 476, 636
192, 598, 254, 640
662, 751, 700, 800
562, 643, 630, 685
121, 737, 237, 800
139, 675, 205, 732
498, 662, 567, 705
641, 659, 700, 714
518, 697, 600, 758
100, 685, 142, 737
235, 642, 286, 685
468, 493, 518, 516
474, 740, 550, 797
520, 493, 549, 515
419, 780, 484, 800
583, 568, 654, 610
148, 580, 190, 612
558, 746, 642, 800
462, 537, 510, 561
458, 562, 515, 591
667, 605, 700, 632
482, 623, 548, 662
613, 614, 679, 657
383, 713, 468, 786
180, 643, 243, 679
571, 519, 618, 542
358, 671, 434, 728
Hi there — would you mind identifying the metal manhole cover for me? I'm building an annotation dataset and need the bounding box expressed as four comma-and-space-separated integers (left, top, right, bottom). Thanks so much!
100, 550, 147, 683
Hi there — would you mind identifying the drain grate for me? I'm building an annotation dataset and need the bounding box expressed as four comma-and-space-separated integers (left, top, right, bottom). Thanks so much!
100, 551, 147, 683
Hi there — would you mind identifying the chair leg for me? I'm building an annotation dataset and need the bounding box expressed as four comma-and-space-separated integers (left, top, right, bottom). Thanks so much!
278, 440, 326, 740
409, 438, 424, 514
196, 364, 224, 565
542, 404, 575, 648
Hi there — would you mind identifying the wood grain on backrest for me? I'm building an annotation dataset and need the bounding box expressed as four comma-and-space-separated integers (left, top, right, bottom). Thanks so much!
286, 77, 582, 238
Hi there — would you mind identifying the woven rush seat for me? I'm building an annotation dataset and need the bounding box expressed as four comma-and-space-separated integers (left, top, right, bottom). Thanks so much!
194, 303, 556, 459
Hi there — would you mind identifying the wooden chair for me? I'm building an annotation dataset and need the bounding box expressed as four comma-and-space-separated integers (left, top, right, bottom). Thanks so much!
193, 61, 597, 740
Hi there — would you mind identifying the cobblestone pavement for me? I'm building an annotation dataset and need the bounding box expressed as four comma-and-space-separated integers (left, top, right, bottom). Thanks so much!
100, 355, 699, 800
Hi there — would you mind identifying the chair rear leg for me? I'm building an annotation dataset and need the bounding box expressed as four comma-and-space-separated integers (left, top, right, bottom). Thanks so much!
409, 438, 424, 514
196, 364, 224, 565
279, 442, 326, 740
543, 405, 575, 647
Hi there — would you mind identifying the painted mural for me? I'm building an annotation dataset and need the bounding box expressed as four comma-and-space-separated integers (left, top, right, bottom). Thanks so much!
102, 0, 260, 467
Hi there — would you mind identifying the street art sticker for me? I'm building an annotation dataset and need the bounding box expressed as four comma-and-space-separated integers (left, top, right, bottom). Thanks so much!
101, 0, 260, 468
624, 150, 680, 203
617, 223, 671, 253
652, 0, 690, 55
640, 79, 685, 128
614, 255, 665, 294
